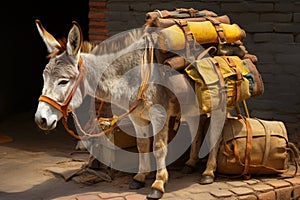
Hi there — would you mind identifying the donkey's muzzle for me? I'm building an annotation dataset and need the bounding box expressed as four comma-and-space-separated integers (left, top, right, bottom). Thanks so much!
35, 112, 57, 131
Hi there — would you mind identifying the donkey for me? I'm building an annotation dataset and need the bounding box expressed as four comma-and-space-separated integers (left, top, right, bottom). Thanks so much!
34, 18, 227, 198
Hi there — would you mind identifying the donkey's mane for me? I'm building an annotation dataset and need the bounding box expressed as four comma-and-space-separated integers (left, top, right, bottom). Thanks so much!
90, 28, 145, 55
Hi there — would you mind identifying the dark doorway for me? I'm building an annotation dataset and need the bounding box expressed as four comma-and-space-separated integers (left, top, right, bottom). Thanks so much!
0, 0, 89, 120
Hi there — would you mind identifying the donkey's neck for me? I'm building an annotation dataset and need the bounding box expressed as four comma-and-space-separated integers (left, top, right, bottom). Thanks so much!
81, 48, 144, 107
79, 28, 146, 108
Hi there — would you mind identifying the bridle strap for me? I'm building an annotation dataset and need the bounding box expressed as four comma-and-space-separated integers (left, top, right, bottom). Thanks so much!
38, 95, 66, 116
39, 57, 85, 118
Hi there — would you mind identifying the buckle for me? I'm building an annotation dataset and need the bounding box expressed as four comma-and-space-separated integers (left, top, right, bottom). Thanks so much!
218, 36, 227, 44
235, 80, 242, 86
177, 20, 188, 27
216, 27, 224, 32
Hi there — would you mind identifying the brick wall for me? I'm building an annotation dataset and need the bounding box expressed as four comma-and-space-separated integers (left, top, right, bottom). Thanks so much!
89, 1, 109, 41
88, 0, 300, 145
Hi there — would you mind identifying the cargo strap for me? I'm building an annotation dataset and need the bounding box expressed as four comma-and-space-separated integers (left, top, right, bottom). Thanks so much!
205, 16, 227, 44
174, 19, 194, 42
256, 118, 271, 166
176, 8, 198, 18
155, 8, 207, 19
208, 57, 227, 111
173, 19, 198, 61
235, 100, 250, 118
221, 56, 243, 106
239, 115, 253, 179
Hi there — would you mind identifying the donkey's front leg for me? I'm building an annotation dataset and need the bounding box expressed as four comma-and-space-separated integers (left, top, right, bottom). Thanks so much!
147, 123, 169, 199
129, 125, 151, 189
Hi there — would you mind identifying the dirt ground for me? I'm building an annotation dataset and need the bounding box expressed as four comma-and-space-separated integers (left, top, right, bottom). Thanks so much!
0, 111, 192, 200
0, 111, 129, 200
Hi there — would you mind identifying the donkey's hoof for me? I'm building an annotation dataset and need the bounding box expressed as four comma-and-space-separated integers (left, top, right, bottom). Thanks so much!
199, 175, 214, 185
181, 164, 196, 174
147, 188, 164, 199
129, 179, 145, 189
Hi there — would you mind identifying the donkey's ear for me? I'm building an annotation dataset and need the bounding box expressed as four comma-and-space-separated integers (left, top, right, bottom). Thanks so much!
35, 19, 61, 53
67, 21, 83, 57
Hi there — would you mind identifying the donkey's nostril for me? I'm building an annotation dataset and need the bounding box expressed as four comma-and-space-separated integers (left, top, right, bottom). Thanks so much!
40, 117, 47, 125
50, 120, 57, 129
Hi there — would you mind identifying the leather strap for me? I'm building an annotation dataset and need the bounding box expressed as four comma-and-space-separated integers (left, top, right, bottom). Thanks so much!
155, 8, 207, 19
196, 46, 217, 60
38, 95, 67, 115
155, 9, 172, 18
221, 56, 242, 105
255, 119, 271, 166
235, 100, 250, 119
230, 116, 253, 179
242, 100, 250, 118
205, 16, 227, 44
234, 66, 242, 104
173, 19, 196, 61
177, 8, 198, 17
209, 57, 226, 110
39, 57, 85, 118
240, 116, 253, 178
174, 19, 194, 43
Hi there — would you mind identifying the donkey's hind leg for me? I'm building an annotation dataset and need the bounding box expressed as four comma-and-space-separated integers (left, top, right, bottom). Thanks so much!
129, 123, 151, 189
199, 134, 222, 184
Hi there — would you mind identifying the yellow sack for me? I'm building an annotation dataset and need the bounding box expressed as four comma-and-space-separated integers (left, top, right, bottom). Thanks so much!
158, 21, 246, 52
185, 56, 252, 114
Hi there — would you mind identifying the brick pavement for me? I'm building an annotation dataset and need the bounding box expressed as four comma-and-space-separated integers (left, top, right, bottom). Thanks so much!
52, 167, 300, 200
1, 112, 299, 200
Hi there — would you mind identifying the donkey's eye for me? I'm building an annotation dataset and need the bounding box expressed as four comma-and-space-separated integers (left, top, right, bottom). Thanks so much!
58, 79, 69, 86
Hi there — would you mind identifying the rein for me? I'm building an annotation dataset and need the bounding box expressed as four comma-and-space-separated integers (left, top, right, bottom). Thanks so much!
38, 35, 154, 140
72, 36, 154, 140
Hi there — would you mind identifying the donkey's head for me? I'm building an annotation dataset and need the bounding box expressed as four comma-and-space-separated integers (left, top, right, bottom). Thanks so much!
35, 20, 85, 131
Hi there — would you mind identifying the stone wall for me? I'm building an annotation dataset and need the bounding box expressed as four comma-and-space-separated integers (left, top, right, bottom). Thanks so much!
88, 0, 300, 145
